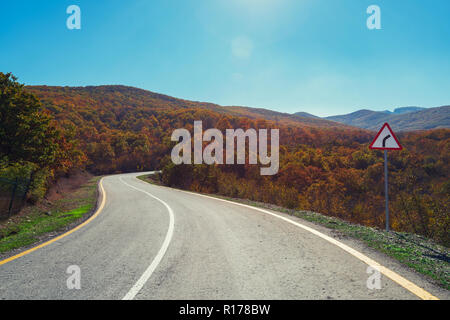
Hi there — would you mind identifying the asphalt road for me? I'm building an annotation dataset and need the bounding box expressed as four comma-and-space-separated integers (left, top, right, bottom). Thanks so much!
0, 172, 448, 300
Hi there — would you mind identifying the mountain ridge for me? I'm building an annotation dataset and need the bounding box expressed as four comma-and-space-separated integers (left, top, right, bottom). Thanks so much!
26, 85, 351, 129
324, 106, 449, 131
27, 85, 448, 132
382, 106, 425, 114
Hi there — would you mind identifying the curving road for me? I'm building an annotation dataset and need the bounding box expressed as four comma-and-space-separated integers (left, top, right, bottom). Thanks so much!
0, 172, 448, 300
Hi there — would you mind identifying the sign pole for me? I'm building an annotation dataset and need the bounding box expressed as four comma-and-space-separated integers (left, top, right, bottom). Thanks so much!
384, 150, 389, 232
370, 123, 401, 232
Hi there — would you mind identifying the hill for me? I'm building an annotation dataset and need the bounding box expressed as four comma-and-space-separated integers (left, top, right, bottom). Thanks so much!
325, 109, 387, 129
23, 84, 370, 175
26, 85, 347, 129
325, 106, 449, 131
292, 111, 320, 119
384, 106, 426, 114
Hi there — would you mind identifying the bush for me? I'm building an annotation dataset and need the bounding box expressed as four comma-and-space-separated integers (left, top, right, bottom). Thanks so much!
0, 162, 52, 204
28, 168, 53, 203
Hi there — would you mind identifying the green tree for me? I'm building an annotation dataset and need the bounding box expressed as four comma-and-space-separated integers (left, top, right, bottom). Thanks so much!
0, 72, 59, 166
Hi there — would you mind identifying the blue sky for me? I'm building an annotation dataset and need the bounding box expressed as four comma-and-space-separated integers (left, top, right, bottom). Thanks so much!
1, 0, 449, 116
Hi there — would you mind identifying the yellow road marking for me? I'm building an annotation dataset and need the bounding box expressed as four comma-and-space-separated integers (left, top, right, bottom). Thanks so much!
0, 178, 106, 267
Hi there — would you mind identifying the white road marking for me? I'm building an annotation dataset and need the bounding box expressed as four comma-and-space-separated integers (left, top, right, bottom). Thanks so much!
162, 184, 438, 300
119, 176, 175, 300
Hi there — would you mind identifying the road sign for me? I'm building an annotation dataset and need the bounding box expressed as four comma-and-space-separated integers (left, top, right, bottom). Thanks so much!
369, 123, 403, 232
369, 123, 402, 150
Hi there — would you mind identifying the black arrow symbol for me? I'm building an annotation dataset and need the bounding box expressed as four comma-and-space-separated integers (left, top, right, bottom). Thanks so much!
382, 135, 391, 147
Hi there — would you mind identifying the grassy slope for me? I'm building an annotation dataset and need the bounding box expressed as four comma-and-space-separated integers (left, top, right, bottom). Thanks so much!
0, 177, 100, 254
138, 174, 449, 290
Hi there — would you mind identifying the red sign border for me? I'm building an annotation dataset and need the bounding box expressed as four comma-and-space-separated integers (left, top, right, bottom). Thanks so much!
369, 123, 403, 150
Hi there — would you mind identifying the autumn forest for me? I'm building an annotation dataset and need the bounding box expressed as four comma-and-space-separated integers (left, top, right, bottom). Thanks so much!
1, 73, 448, 246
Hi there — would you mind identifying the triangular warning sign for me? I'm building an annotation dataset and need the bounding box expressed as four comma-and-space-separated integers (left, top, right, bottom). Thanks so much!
369, 123, 403, 150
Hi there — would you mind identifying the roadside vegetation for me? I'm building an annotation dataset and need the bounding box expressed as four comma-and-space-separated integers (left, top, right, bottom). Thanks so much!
138, 173, 449, 290
1, 72, 86, 221
0, 176, 99, 254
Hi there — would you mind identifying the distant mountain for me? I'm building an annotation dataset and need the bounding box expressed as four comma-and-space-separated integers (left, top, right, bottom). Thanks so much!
382, 107, 426, 115
325, 109, 386, 128
326, 106, 450, 131
292, 112, 319, 119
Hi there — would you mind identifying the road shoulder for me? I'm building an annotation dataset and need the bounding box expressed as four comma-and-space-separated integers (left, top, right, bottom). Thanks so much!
0, 176, 102, 261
